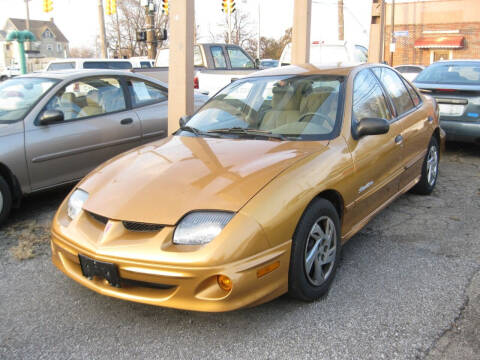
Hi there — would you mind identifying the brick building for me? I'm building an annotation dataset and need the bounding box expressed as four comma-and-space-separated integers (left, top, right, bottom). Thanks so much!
383, 0, 480, 66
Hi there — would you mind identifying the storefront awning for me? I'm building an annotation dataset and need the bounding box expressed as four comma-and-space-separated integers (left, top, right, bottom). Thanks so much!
414, 36, 465, 49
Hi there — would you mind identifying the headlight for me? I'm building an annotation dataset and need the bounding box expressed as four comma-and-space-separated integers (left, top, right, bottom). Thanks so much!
67, 189, 89, 220
173, 211, 234, 245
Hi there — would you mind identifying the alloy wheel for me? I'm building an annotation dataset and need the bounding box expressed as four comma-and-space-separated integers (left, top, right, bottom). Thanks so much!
304, 216, 337, 286
427, 145, 438, 186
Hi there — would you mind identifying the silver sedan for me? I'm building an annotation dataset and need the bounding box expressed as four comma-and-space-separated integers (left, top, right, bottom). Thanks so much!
0, 69, 208, 224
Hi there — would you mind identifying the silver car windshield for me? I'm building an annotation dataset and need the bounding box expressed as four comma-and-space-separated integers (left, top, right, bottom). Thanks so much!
186, 75, 344, 140
0, 77, 58, 122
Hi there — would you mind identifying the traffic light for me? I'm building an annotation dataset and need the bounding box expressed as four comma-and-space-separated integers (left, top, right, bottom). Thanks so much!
43, 0, 53, 13
162, 0, 169, 16
106, 0, 116, 15
221, 0, 235, 15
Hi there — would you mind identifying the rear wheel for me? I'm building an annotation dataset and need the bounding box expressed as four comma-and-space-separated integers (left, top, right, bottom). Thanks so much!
288, 198, 341, 301
411, 137, 439, 195
0, 175, 12, 226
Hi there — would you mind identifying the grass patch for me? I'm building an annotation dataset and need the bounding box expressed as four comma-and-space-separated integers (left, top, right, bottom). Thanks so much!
8, 221, 50, 260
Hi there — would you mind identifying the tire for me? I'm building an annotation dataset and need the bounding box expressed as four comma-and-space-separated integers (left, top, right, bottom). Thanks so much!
288, 198, 342, 301
411, 137, 439, 195
0, 175, 12, 226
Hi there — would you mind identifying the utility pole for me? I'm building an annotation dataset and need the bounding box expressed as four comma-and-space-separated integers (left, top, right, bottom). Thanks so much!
338, 0, 344, 41
98, 0, 108, 58
368, 0, 385, 63
257, 0, 260, 59
145, 0, 157, 59
24, 0, 31, 53
115, 10, 122, 58
390, 0, 395, 66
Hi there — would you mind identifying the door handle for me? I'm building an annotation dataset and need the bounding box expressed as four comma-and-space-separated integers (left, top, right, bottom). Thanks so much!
395, 135, 403, 145
120, 118, 133, 125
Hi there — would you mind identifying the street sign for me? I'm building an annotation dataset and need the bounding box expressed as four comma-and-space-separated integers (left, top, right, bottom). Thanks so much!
390, 42, 396, 52
394, 30, 409, 37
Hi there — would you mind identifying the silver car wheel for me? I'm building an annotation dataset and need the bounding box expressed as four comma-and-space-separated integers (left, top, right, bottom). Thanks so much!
426, 145, 438, 187
304, 216, 337, 286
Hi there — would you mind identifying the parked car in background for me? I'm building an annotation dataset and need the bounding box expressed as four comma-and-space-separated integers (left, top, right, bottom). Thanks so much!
394, 65, 425, 82
0, 65, 21, 81
279, 41, 368, 66
45, 58, 154, 71
260, 59, 279, 69
414, 60, 480, 143
0, 69, 208, 224
50, 63, 444, 312
133, 43, 260, 96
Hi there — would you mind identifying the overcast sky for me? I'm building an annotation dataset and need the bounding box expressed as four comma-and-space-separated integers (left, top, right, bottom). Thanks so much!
0, 0, 375, 49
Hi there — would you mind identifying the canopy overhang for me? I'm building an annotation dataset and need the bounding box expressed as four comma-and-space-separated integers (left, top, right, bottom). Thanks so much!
414, 36, 465, 49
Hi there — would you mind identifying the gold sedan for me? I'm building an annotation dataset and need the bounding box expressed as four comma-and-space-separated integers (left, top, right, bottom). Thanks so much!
51, 64, 445, 312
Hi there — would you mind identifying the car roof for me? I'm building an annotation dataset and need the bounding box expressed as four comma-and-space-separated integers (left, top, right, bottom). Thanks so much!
16, 69, 168, 87
244, 63, 370, 78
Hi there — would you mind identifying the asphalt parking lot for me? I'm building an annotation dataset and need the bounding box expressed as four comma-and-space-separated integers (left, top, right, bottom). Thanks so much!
0, 143, 479, 360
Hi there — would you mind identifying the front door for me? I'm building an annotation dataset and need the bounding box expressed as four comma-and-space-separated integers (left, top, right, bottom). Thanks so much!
25, 76, 142, 191
347, 69, 404, 227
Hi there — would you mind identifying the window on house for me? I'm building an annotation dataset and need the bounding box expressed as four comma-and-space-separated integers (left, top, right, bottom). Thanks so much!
47, 44, 53, 52
43, 29, 54, 39
57, 43, 62, 52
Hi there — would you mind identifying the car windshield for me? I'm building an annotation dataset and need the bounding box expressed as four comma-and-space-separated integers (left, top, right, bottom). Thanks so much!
415, 62, 480, 85
184, 75, 344, 140
0, 77, 58, 122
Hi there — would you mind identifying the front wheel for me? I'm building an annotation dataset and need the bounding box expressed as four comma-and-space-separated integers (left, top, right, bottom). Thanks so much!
411, 137, 439, 195
288, 198, 341, 301
0, 175, 12, 226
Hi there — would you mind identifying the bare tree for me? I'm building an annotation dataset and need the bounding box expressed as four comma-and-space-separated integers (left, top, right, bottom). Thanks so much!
70, 46, 95, 58
106, 0, 168, 58
244, 27, 292, 60
211, 7, 254, 47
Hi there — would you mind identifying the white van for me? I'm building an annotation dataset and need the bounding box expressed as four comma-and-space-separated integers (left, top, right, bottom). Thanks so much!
45, 58, 154, 71
279, 41, 368, 66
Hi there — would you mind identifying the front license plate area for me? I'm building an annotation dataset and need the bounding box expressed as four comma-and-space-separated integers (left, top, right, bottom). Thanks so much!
79, 254, 121, 288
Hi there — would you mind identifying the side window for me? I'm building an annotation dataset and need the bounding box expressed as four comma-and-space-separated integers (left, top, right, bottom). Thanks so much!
353, 45, 368, 63
373, 67, 415, 116
127, 79, 167, 107
353, 69, 392, 123
211, 46, 227, 68
227, 47, 254, 69
43, 77, 126, 121
402, 78, 421, 107
140, 61, 152, 68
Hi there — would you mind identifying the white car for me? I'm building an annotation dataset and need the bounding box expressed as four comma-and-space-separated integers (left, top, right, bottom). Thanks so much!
45, 58, 154, 72
394, 65, 425, 82
279, 41, 368, 66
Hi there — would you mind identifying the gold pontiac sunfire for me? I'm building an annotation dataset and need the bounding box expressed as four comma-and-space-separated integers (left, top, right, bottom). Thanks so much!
51, 63, 445, 312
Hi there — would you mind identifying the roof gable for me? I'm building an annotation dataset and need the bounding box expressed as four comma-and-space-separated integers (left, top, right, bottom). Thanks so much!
5, 18, 68, 43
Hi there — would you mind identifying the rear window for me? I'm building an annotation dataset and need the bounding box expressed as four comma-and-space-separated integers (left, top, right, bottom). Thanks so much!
83, 61, 132, 70
415, 62, 480, 85
396, 66, 423, 74
47, 62, 75, 71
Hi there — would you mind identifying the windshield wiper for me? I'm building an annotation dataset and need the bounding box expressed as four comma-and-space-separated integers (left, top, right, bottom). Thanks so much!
178, 125, 221, 138
207, 127, 287, 141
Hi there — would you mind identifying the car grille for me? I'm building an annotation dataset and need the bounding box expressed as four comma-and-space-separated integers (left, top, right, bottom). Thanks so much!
87, 211, 164, 232
122, 221, 164, 232
88, 211, 108, 224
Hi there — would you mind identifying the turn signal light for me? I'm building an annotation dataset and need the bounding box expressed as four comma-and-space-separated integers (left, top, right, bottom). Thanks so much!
257, 261, 280, 278
217, 275, 232, 292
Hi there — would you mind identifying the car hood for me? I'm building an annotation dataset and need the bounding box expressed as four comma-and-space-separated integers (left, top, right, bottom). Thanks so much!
80, 135, 326, 225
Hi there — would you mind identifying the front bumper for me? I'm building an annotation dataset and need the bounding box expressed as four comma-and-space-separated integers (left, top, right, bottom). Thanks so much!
51, 209, 291, 312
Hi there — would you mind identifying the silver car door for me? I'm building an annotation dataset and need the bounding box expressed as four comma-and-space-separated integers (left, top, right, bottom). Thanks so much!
24, 76, 142, 191
125, 77, 168, 143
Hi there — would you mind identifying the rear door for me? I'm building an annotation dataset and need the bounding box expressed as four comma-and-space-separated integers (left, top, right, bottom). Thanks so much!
25, 76, 142, 190
124, 77, 168, 143
373, 67, 432, 190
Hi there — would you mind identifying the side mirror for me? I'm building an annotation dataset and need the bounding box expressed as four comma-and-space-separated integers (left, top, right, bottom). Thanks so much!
354, 117, 389, 139
255, 58, 261, 69
38, 110, 64, 125
179, 115, 191, 128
